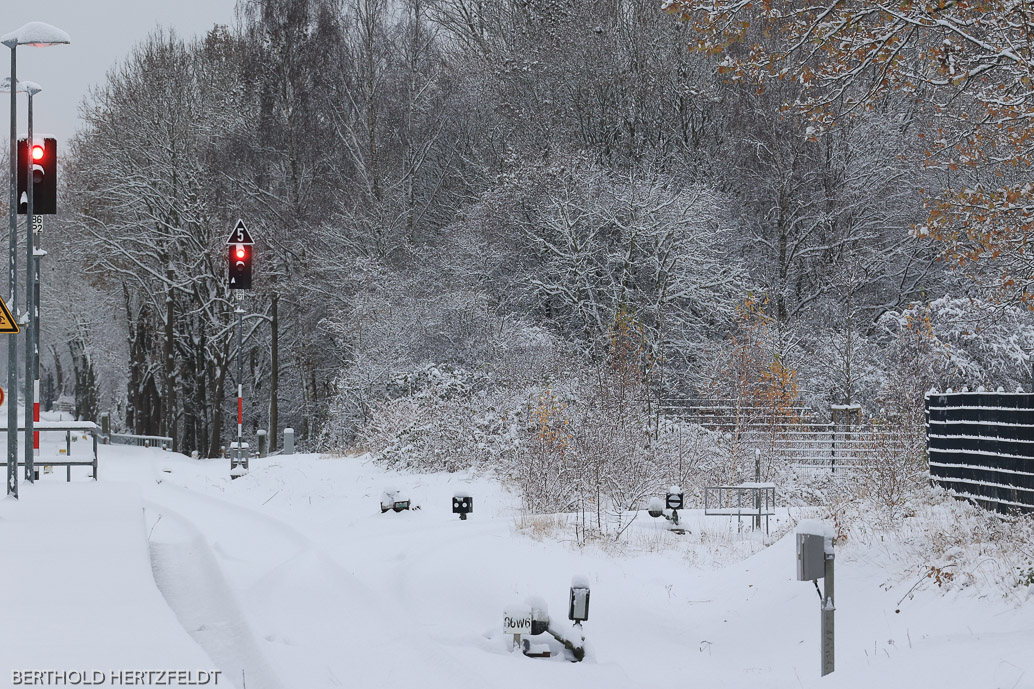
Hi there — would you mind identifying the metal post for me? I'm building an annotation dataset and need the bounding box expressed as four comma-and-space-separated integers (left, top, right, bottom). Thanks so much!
821, 548, 835, 676
754, 448, 761, 529
830, 426, 836, 474
283, 427, 294, 455
23, 90, 33, 482
7, 45, 17, 498
257, 429, 267, 457
164, 264, 176, 452
232, 306, 246, 476
32, 238, 40, 466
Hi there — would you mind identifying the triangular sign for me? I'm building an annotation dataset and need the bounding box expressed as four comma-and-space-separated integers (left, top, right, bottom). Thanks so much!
0, 294, 19, 334
226, 219, 255, 246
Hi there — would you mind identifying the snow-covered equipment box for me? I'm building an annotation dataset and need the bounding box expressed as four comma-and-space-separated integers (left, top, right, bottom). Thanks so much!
452, 493, 473, 519
380, 488, 410, 513
569, 575, 590, 623
796, 533, 825, 581
795, 520, 832, 581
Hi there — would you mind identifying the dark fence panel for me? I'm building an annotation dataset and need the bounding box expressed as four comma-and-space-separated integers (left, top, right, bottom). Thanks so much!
926, 392, 1034, 513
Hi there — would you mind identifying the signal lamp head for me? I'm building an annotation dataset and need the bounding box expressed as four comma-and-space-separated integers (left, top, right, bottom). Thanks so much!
236, 246, 246, 259
31, 145, 44, 161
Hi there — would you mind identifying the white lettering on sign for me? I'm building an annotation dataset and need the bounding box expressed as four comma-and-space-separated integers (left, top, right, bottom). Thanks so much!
503, 613, 532, 635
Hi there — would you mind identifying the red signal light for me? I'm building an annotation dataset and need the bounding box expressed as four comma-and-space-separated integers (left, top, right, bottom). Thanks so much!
31, 145, 44, 161
228, 243, 252, 290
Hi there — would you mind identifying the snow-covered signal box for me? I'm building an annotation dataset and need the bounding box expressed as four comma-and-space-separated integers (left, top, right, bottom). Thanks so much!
796, 533, 825, 581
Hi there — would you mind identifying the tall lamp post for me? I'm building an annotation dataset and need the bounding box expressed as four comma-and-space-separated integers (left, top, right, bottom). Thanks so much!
1, 75, 41, 484
23, 79, 42, 483
2, 21, 69, 498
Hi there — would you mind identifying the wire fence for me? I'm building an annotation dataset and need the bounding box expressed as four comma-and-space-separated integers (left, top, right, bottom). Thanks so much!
657, 399, 910, 473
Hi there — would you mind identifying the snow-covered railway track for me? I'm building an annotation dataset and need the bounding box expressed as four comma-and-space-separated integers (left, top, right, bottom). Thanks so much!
143, 481, 481, 688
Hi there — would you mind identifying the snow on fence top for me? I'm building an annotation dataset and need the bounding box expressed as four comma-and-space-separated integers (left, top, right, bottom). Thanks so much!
926, 392, 1034, 514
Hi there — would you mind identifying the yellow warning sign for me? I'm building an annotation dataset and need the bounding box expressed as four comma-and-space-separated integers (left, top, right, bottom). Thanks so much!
0, 294, 18, 333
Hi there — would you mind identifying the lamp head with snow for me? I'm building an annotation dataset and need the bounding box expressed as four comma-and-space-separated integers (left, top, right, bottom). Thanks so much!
1, 22, 71, 48
0, 78, 42, 96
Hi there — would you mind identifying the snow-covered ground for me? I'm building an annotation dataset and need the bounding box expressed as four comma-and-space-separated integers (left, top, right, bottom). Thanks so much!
2, 431, 1033, 688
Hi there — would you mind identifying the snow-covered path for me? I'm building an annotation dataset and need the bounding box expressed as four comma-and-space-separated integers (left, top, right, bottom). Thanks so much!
0, 481, 221, 678
144, 479, 482, 689
2, 444, 1033, 689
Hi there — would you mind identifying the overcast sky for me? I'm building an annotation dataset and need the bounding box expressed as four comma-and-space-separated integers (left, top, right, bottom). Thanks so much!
1, 1, 238, 144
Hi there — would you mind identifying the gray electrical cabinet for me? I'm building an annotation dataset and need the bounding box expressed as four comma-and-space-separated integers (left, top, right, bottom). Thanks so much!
796, 533, 826, 581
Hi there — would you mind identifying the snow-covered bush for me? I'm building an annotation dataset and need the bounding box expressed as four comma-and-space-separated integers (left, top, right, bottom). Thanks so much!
877, 297, 1034, 395
351, 390, 524, 472
822, 484, 1034, 596
385, 364, 473, 401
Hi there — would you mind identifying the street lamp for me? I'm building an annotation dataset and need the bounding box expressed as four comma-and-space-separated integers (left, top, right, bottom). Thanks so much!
22, 80, 42, 483
2, 21, 69, 497
0, 76, 41, 483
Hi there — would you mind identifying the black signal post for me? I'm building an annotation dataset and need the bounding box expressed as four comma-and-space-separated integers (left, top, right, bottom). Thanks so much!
17, 130, 57, 485
227, 220, 254, 477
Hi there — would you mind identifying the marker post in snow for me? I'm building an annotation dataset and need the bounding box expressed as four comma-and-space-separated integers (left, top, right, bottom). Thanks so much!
504, 577, 590, 662
646, 486, 686, 534
796, 521, 835, 676
231, 304, 247, 478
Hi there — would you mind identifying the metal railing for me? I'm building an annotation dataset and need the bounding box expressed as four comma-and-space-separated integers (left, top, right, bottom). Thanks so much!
766, 425, 910, 472
0, 421, 99, 481
659, 399, 910, 472
107, 433, 174, 451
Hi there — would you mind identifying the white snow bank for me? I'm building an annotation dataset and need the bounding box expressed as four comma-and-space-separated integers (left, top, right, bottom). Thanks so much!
795, 519, 834, 538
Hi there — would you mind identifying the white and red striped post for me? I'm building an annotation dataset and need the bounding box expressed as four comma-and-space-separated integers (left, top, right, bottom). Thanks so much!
231, 305, 247, 477
237, 382, 243, 458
